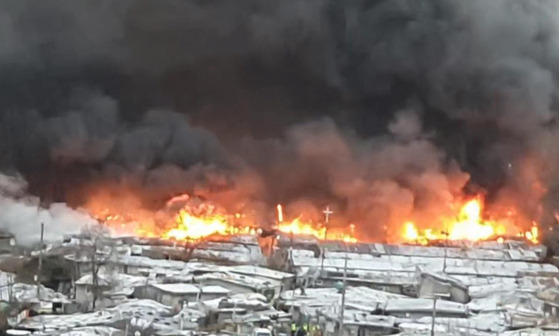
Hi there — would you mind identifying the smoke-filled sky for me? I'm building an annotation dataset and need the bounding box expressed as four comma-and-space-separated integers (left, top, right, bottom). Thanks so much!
1, 0, 559, 241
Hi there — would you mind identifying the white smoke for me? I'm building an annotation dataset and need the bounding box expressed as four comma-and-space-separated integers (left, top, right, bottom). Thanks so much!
0, 173, 98, 246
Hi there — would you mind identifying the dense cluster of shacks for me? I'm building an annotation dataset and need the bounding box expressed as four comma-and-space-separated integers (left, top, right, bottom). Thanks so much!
0, 229, 558, 336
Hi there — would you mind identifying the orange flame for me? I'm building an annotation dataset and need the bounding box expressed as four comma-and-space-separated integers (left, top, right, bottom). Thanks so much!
448, 199, 495, 241
277, 216, 357, 242
93, 191, 535, 245
95, 196, 356, 242
402, 197, 539, 244
404, 222, 418, 241
164, 210, 230, 240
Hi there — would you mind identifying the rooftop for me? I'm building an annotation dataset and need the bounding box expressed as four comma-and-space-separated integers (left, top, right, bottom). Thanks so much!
151, 283, 230, 295
384, 298, 467, 315
225, 265, 294, 281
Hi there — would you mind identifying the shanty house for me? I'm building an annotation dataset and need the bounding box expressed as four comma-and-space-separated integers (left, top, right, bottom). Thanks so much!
75, 272, 151, 311
74, 274, 112, 310
383, 298, 468, 318
317, 307, 399, 336
416, 270, 469, 303
225, 265, 295, 288
191, 272, 278, 300
134, 283, 229, 309
0, 231, 15, 254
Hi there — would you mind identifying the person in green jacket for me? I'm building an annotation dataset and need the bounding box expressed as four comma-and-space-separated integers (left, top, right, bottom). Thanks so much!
291, 322, 297, 336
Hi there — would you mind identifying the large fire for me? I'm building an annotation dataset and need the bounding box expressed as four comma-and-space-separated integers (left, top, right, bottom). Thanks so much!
402, 197, 539, 245
93, 194, 357, 242
164, 211, 238, 240
91, 191, 538, 245
275, 205, 357, 243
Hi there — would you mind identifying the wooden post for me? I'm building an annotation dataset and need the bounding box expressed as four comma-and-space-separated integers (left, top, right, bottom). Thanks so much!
36, 223, 44, 300
339, 242, 348, 336
431, 296, 437, 336
91, 238, 98, 310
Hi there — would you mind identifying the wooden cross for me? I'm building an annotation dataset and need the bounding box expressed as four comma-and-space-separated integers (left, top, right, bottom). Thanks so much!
323, 206, 333, 224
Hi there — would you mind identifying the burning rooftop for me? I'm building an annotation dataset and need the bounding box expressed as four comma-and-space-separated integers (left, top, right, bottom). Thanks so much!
402, 197, 540, 245
91, 191, 539, 246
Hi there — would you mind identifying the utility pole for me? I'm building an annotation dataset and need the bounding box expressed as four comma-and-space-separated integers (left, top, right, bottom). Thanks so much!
8, 273, 13, 303
443, 249, 447, 274
277, 204, 295, 271
339, 241, 348, 336
430, 296, 437, 336
232, 299, 237, 333
196, 280, 204, 303
91, 238, 98, 310
441, 231, 448, 274
289, 229, 294, 272
36, 223, 44, 300
430, 293, 450, 336
179, 300, 187, 331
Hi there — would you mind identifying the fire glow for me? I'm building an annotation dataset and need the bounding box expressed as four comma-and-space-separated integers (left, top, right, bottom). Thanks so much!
94, 194, 357, 242
275, 205, 357, 242
277, 219, 356, 242
402, 197, 539, 245
93, 192, 537, 245
165, 210, 232, 240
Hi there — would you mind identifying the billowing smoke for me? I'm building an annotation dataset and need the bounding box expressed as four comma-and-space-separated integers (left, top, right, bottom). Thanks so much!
1, 0, 559, 240
0, 174, 97, 245
237, 112, 470, 239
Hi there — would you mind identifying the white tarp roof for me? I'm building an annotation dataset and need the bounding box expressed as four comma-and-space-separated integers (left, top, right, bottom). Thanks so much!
468, 290, 544, 314
18, 299, 202, 332
281, 286, 404, 312
224, 265, 294, 281
396, 312, 508, 333
8, 283, 68, 303
198, 293, 269, 311
384, 298, 467, 315
293, 255, 558, 277
151, 283, 230, 295
192, 272, 279, 291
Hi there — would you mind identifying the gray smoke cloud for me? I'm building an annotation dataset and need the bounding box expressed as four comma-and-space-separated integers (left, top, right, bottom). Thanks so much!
0, 173, 97, 245
237, 112, 469, 239
0, 0, 559, 239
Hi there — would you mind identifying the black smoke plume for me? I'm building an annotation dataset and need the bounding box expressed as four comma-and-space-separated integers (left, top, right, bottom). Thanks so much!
1, 0, 559, 241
